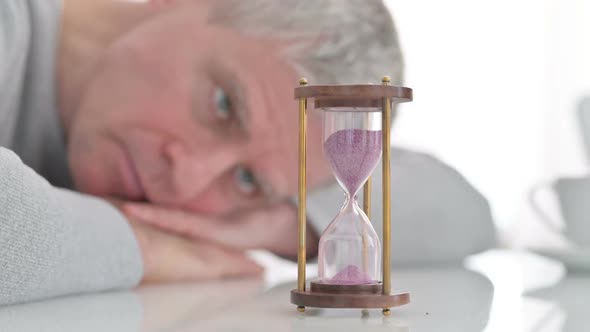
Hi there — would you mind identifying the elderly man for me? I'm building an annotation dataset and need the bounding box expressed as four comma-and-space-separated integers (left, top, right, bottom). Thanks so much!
0, 0, 495, 305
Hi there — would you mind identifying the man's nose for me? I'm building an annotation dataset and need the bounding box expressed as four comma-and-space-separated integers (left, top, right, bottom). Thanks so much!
164, 141, 238, 203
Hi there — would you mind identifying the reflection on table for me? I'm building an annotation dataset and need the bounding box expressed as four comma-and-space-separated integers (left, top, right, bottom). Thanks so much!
0, 265, 493, 332
3, 250, 589, 331
527, 274, 590, 332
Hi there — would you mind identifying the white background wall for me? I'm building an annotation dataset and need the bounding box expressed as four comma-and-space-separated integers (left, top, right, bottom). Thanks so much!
385, 0, 590, 246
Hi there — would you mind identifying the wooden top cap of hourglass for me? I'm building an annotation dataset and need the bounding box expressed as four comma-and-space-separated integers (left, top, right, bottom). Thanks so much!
294, 80, 413, 109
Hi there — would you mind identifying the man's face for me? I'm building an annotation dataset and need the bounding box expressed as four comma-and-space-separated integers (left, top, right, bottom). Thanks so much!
67, 3, 331, 215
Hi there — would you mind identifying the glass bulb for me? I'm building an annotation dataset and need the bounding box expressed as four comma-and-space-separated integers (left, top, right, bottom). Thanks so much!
318, 108, 382, 285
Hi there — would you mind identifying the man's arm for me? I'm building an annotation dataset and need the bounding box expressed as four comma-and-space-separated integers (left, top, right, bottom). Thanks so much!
0, 147, 264, 305
0, 147, 143, 305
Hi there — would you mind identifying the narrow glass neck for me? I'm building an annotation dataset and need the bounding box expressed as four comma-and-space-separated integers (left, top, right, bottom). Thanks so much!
341, 191, 361, 211
343, 183, 363, 202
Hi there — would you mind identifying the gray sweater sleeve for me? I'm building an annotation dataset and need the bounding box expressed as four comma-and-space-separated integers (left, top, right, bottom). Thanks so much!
0, 148, 143, 305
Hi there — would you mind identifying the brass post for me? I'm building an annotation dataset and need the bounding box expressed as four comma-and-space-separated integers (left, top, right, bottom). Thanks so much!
381, 76, 392, 297
297, 78, 308, 292
363, 179, 371, 219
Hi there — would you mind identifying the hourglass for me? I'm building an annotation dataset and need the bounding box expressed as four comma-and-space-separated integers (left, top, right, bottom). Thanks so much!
291, 77, 413, 315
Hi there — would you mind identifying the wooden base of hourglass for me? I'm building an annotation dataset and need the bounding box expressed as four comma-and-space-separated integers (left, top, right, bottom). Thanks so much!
290, 282, 409, 313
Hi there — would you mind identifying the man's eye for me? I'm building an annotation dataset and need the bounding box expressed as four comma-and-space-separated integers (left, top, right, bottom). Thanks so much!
214, 88, 233, 120
234, 166, 258, 196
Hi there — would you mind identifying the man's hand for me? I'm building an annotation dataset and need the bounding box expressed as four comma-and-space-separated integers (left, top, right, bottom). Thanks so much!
129, 221, 263, 283
123, 202, 319, 260
110, 200, 263, 283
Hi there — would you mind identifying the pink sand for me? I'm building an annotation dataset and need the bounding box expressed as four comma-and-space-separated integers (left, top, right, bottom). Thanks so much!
324, 129, 382, 194
328, 265, 375, 285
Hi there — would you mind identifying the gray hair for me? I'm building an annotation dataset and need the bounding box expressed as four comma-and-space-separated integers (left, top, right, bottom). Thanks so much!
208, 0, 404, 86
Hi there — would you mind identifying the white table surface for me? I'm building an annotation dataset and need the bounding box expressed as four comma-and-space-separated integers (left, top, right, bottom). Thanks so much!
0, 249, 585, 332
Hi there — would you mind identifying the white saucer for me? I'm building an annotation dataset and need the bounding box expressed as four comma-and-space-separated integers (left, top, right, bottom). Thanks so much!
531, 247, 590, 273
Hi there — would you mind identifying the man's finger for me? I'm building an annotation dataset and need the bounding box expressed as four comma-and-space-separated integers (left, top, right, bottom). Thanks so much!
204, 245, 264, 279
125, 202, 303, 257
124, 203, 267, 249
124, 203, 217, 238
136, 222, 263, 284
